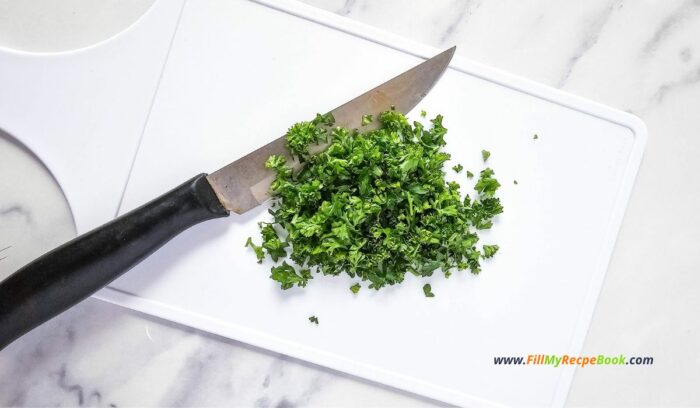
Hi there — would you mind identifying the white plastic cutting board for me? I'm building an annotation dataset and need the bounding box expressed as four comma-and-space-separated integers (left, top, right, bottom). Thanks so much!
95, 0, 647, 407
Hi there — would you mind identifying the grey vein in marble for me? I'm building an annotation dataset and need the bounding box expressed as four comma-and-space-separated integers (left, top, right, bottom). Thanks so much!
0, 245, 9, 261
54, 363, 100, 406
641, 0, 700, 56
0, 205, 32, 225
337, 0, 357, 16
652, 64, 700, 103
556, 0, 622, 87
680, 47, 692, 62
438, 0, 477, 45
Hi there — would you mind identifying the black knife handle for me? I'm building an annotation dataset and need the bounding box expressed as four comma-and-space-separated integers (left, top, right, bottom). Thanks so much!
0, 173, 229, 351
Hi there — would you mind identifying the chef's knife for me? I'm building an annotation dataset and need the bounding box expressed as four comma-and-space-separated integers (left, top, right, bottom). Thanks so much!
0, 47, 456, 351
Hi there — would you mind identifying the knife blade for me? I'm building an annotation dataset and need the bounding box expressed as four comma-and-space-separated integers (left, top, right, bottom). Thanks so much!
0, 47, 456, 350
207, 46, 455, 213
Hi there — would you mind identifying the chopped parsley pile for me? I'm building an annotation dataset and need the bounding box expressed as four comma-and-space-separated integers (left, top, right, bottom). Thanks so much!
246, 110, 502, 295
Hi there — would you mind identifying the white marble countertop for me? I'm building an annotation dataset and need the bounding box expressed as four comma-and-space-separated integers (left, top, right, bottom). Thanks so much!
1, 0, 699, 406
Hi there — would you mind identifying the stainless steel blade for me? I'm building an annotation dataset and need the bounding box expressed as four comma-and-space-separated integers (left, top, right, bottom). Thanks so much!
207, 46, 456, 214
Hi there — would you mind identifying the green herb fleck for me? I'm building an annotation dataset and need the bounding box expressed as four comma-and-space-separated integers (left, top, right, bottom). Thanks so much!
245, 237, 264, 263
513, 180, 518, 185
423, 283, 435, 297
250, 111, 503, 291
309, 315, 319, 325
260, 224, 288, 262
482, 244, 499, 258
452, 164, 464, 173
350, 283, 361, 294
481, 149, 491, 162
284, 113, 335, 160
270, 262, 311, 290
466, 170, 474, 179
420, 110, 427, 118
361, 114, 374, 126
533, 134, 539, 140
475, 168, 501, 197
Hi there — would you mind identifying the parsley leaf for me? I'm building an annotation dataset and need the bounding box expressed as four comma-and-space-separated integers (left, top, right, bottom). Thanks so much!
361, 114, 373, 126
482, 244, 499, 258
245, 237, 264, 263
260, 224, 288, 262
475, 168, 501, 197
452, 164, 463, 173
481, 149, 491, 162
466, 170, 474, 179
270, 262, 311, 290
350, 283, 361, 294
423, 283, 435, 297
309, 315, 319, 325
